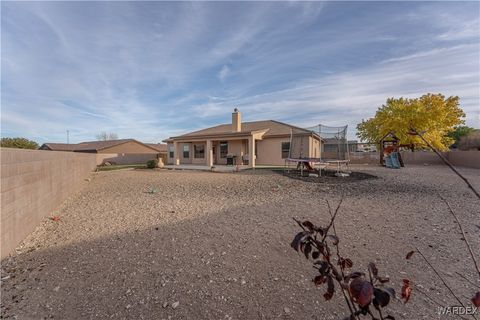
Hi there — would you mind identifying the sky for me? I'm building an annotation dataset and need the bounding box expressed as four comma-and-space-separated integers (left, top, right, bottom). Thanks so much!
1, 1, 479, 144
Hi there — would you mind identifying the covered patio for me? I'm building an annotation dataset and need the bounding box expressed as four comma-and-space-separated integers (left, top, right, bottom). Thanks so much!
166, 130, 268, 168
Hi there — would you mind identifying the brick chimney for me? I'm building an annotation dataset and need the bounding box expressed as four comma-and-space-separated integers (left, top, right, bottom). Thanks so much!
232, 108, 241, 132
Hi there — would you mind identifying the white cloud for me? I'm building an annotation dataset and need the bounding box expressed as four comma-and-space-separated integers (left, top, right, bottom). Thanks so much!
218, 65, 230, 81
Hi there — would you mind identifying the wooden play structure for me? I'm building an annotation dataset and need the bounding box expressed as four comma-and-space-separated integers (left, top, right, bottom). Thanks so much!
379, 131, 415, 168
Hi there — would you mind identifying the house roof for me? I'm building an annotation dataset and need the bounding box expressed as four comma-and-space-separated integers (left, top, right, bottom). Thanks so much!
40, 139, 162, 153
167, 120, 319, 141
39, 143, 77, 151
145, 143, 168, 152
73, 139, 138, 152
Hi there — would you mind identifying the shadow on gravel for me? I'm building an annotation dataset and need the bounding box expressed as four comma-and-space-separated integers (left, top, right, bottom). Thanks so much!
274, 169, 378, 184
0, 202, 333, 320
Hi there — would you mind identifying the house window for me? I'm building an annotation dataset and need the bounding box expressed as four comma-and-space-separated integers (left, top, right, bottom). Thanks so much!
220, 141, 228, 158
194, 144, 205, 158
183, 144, 190, 158
281, 142, 290, 159
168, 145, 174, 158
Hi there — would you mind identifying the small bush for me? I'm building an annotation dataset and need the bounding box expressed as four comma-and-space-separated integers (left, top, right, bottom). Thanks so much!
146, 159, 158, 169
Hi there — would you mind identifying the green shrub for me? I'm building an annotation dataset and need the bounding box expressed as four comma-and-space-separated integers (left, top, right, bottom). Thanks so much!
1, 137, 39, 149
146, 159, 158, 169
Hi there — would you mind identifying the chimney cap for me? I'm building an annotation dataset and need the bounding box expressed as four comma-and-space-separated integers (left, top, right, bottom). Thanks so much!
233, 107, 239, 112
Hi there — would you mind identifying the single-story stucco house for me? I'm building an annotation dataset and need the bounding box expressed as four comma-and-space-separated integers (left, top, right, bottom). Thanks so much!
39, 139, 167, 165
163, 109, 323, 167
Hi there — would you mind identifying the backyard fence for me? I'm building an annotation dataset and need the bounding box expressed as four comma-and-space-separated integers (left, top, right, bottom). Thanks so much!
1, 148, 97, 259
348, 150, 479, 169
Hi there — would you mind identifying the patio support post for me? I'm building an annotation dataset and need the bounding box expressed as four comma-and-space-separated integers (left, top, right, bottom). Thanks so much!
249, 136, 255, 168
173, 141, 180, 165
206, 140, 213, 167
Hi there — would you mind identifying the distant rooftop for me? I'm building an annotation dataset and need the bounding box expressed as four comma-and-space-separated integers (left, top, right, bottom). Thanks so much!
40, 139, 166, 153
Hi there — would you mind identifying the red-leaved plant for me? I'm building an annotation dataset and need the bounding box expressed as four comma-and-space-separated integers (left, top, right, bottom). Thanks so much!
291, 199, 411, 320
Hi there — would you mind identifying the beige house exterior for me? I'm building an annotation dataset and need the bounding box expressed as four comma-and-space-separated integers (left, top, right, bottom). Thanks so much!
163, 109, 323, 167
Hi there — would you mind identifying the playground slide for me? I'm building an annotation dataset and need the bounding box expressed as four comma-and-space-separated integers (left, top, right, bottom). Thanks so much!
385, 155, 393, 168
385, 152, 400, 169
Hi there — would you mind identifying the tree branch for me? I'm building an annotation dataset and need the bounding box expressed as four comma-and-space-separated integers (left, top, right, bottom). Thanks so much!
410, 127, 480, 200
416, 247, 475, 320
439, 195, 480, 280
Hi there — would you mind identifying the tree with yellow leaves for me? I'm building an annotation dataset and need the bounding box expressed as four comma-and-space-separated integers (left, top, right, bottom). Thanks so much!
356, 94, 466, 151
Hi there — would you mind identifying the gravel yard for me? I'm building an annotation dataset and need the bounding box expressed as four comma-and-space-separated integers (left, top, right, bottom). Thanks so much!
1, 165, 479, 320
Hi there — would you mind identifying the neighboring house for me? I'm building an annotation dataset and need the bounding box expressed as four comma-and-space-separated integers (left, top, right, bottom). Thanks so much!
163, 109, 323, 167
145, 143, 168, 164
38, 143, 77, 152
324, 139, 359, 154
356, 143, 377, 153
39, 139, 167, 165
458, 129, 480, 151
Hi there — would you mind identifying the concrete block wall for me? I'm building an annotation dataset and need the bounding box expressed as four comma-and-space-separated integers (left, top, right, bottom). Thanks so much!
348, 151, 479, 168
1, 148, 96, 259
447, 151, 480, 169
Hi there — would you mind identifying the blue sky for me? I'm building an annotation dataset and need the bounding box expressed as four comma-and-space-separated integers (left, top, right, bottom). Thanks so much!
1, 1, 479, 144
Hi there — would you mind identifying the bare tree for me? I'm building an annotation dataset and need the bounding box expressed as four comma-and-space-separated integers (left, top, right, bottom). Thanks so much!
95, 132, 119, 141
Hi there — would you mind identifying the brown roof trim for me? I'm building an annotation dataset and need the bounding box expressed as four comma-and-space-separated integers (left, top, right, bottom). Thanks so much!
165, 131, 261, 142
145, 143, 167, 153
39, 143, 77, 151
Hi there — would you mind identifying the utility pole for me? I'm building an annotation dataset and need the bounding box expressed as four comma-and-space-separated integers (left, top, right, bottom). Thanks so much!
67, 130, 69, 144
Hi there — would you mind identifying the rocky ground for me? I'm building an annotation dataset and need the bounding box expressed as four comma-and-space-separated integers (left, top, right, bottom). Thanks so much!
1, 165, 479, 320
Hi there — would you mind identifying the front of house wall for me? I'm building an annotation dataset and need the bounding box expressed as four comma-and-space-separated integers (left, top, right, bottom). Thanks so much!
1, 148, 97, 259
167, 136, 322, 167
167, 141, 246, 165
257, 136, 321, 166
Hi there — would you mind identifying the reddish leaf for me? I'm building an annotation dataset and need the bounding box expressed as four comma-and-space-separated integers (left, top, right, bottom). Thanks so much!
373, 288, 391, 308
315, 260, 330, 275
401, 279, 412, 303
302, 221, 315, 232
315, 240, 325, 254
383, 287, 396, 298
313, 275, 326, 287
303, 243, 312, 259
50, 216, 61, 222
338, 257, 354, 269
291, 231, 309, 252
314, 227, 326, 236
472, 292, 480, 307
349, 278, 374, 307
345, 258, 353, 268
405, 251, 415, 260
323, 291, 334, 301
324, 275, 335, 300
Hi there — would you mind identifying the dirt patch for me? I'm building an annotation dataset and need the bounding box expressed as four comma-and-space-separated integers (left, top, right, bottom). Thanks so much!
1, 165, 479, 319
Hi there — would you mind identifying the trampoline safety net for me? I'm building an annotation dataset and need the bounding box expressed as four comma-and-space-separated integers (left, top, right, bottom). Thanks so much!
288, 124, 349, 162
